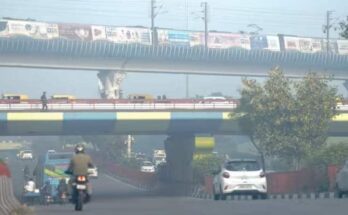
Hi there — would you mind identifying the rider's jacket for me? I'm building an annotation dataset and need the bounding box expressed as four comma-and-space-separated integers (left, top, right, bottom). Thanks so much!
67, 153, 94, 176
24, 180, 36, 192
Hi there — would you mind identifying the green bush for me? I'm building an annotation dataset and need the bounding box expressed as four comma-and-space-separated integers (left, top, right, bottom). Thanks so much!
192, 154, 221, 184
307, 143, 348, 166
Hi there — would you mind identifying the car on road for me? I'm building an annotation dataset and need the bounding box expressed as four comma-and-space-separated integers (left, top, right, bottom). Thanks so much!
88, 166, 99, 179
213, 159, 267, 200
140, 161, 155, 173
335, 160, 348, 198
17, 150, 34, 160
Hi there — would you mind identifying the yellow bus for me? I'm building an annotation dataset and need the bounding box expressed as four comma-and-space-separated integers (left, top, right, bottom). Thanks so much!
128, 94, 154, 103
1, 94, 29, 103
51, 95, 76, 103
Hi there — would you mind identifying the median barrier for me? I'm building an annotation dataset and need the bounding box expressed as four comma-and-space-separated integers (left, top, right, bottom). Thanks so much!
0, 161, 21, 215
106, 163, 157, 190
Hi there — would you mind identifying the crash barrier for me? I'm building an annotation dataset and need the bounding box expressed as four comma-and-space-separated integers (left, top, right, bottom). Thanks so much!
105, 163, 157, 190
0, 162, 21, 215
203, 165, 338, 195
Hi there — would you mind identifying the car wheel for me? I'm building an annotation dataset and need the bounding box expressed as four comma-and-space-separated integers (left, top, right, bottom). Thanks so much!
260, 193, 268, 200
335, 189, 343, 199
335, 186, 344, 199
213, 187, 220, 201
219, 188, 227, 200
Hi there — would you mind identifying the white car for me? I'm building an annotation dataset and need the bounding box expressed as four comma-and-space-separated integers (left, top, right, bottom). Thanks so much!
140, 161, 155, 173
88, 166, 98, 179
213, 159, 267, 200
18, 150, 34, 160
335, 160, 348, 198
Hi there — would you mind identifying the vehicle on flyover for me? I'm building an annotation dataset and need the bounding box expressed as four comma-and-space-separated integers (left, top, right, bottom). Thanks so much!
213, 159, 268, 200
1, 93, 29, 103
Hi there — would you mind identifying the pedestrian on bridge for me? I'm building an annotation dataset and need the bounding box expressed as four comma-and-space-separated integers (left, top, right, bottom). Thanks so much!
41, 91, 48, 111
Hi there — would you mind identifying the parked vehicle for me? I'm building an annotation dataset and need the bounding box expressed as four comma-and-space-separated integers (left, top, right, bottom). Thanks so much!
1, 93, 29, 103
140, 161, 155, 173
213, 159, 267, 200
335, 160, 348, 198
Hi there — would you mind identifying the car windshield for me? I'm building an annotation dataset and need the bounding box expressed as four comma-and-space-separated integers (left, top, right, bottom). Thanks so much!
225, 161, 261, 171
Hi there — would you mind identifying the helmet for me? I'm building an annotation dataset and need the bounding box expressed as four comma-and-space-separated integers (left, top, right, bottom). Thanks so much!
75, 144, 85, 154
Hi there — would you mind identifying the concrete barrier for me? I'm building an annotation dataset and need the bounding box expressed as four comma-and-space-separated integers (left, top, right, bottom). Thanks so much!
0, 162, 21, 215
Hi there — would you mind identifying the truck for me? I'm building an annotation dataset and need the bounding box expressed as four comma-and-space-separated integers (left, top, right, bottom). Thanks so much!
152, 150, 166, 167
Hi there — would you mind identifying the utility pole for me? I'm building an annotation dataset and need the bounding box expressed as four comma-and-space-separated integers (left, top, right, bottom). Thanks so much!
150, 0, 156, 45
324, 10, 334, 53
201, 2, 209, 49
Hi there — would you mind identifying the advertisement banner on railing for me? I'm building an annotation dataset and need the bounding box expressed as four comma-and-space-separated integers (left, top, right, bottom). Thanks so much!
337, 40, 348, 55
208, 33, 251, 49
297, 37, 322, 53
0, 21, 9, 37
322, 39, 339, 54
7, 20, 59, 39
310, 39, 322, 53
189, 32, 204, 47
250, 35, 280, 51
91, 25, 107, 41
266, 36, 281, 51
283, 36, 300, 51
105, 27, 151, 45
157, 29, 190, 46
250, 35, 268, 50
58, 24, 92, 41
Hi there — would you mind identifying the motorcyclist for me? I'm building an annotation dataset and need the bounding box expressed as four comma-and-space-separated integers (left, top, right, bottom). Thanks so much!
24, 178, 36, 193
41, 180, 53, 197
57, 178, 69, 199
65, 144, 94, 202
23, 165, 30, 181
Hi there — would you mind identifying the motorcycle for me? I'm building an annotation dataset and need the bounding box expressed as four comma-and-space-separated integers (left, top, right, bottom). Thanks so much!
72, 175, 89, 211
42, 194, 53, 205
58, 191, 68, 205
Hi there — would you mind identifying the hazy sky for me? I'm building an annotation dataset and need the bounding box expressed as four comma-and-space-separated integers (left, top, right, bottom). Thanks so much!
0, 0, 347, 98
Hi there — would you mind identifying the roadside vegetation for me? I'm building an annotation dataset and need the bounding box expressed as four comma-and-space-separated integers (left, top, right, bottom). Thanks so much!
236, 68, 341, 171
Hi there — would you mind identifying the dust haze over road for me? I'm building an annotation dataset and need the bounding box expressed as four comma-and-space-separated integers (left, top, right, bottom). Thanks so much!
3, 147, 348, 215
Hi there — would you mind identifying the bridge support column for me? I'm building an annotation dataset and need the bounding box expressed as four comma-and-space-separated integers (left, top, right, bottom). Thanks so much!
97, 70, 125, 99
164, 134, 195, 184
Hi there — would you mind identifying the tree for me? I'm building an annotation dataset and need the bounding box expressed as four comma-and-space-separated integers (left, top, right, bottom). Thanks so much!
83, 135, 126, 162
339, 16, 348, 39
236, 68, 338, 170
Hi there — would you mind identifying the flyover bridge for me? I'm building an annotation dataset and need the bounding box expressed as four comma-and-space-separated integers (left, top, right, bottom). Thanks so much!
0, 99, 347, 136
1, 37, 348, 78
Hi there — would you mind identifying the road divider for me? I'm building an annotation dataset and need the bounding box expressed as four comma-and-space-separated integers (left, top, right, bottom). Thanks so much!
0, 161, 22, 215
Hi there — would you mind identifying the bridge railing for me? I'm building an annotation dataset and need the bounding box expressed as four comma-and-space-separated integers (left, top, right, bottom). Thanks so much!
0, 99, 239, 111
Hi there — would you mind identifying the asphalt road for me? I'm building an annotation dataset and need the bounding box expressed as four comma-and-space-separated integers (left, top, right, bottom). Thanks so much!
33, 174, 348, 215
3, 151, 348, 215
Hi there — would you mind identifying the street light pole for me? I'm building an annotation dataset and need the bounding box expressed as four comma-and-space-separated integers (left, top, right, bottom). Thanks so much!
201, 2, 208, 49
325, 10, 334, 53
150, 0, 156, 45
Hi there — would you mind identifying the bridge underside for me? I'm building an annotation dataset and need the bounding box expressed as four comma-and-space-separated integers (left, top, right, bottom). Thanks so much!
0, 112, 347, 136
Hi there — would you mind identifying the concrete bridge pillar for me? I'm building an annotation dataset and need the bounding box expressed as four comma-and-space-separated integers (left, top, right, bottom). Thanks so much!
97, 70, 125, 99
164, 134, 195, 184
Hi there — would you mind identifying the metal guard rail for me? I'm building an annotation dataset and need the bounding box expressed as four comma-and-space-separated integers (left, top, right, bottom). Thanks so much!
0, 99, 239, 111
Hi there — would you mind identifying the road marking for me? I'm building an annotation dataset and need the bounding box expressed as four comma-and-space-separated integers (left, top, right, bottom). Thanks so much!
104, 174, 143, 190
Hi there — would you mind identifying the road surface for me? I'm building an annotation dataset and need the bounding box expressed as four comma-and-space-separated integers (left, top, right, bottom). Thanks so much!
3, 150, 348, 215
34, 174, 348, 215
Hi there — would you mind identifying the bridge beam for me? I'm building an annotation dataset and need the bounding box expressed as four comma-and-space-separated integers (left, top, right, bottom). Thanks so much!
164, 134, 195, 184
97, 70, 125, 99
